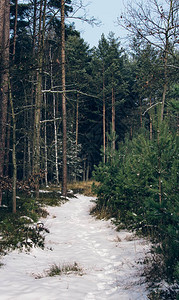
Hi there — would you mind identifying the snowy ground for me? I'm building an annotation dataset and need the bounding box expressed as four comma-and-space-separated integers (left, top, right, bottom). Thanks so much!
0, 194, 151, 300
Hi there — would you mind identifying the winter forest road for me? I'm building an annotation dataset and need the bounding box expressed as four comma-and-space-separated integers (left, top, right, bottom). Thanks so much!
0, 194, 150, 300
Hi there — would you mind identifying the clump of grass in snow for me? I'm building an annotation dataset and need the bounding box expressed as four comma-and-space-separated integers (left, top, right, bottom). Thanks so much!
113, 236, 122, 242
34, 262, 84, 279
48, 262, 83, 276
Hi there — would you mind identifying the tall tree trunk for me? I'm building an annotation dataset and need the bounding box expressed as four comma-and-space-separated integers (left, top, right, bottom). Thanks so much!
130, 126, 133, 139
86, 161, 89, 182
157, 129, 162, 205
53, 93, 59, 184
160, 0, 172, 122
12, 0, 18, 62
27, 137, 31, 177
76, 94, 79, 146
74, 94, 79, 182
32, 0, 37, 56
161, 49, 168, 122
50, 48, 59, 185
103, 66, 106, 163
23, 137, 27, 179
112, 86, 115, 151
106, 117, 109, 163
149, 96, 153, 140
0, 0, 10, 205
139, 97, 143, 127
33, 0, 44, 198
9, 81, 17, 213
33, 71, 42, 197
83, 157, 86, 181
44, 77, 48, 187
30, 0, 37, 175
4, 106, 11, 176
61, 0, 67, 196
23, 89, 28, 179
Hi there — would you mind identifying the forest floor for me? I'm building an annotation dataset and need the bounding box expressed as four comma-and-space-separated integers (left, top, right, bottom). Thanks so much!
0, 193, 151, 300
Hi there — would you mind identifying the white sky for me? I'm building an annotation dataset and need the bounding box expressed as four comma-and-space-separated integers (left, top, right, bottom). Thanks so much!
71, 0, 126, 48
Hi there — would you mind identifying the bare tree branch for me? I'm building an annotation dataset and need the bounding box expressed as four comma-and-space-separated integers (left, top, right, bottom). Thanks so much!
143, 102, 162, 116
41, 89, 100, 99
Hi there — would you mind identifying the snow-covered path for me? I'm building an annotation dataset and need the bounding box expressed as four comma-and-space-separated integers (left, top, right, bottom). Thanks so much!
0, 194, 150, 300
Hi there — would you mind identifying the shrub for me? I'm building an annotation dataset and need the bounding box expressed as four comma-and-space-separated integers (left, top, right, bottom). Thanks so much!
93, 121, 179, 282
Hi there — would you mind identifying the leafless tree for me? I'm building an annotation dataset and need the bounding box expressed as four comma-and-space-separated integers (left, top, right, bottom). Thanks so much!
118, 0, 179, 121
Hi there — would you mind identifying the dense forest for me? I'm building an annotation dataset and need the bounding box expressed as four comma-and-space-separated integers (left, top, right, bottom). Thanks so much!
0, 0, 178, 291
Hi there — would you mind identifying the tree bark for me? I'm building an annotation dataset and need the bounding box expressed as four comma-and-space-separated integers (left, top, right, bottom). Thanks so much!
160, 0, 173, 122
86, 161, 89, 182
50, 48, 59, 185
112, 86, 115, 151
103, 65, 106, 163
139, 97, 143, 127
9, 81, 17, 213
4, 107, 11, 176
161, 49, 168, 122
61, 0, 67, 196
32, 0, 37, 56
76, 94, 79, 146
44, 77, 48, 187
157, 129, 162, 205
12, 0, 18, 61
149, 96, 153, 140
83, 157, 86, 181
33, 0, 44, 198
0, 0, 10, 205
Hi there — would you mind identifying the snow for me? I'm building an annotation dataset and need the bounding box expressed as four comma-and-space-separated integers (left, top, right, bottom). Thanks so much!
0, 194, 150, 300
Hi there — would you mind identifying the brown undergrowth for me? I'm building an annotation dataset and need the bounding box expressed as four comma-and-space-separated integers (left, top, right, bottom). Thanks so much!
67, 180, 98, 196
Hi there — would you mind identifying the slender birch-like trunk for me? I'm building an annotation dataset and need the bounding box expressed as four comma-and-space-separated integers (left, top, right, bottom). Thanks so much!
44, 77, 48, 186
53, 94, 59, 184
103, 65, 106, 164
149, 96, 153, 140
61, 0, 67, 196
9, 81, 17, 213
112, 86, 115, 151
161, 49, 168, 122
76, 94, 79, 146
50, 49, 59, 184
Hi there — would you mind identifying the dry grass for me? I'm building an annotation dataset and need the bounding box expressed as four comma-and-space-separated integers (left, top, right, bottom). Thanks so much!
34, 262, 84, 279
67, 180, 99, 196
39, 181, 99, 197
89, 205, 112, 220
113, 236, 122, 243
124, 234, 137, 241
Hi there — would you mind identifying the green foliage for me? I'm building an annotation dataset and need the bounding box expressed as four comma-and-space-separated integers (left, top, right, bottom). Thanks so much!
0, 212, 44, 252
93, 120, 179, 282
0, 194, 46, 252
38, 191, 67, 206
0, 189, 69, 253
0, 192, 53, 252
